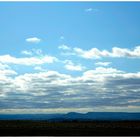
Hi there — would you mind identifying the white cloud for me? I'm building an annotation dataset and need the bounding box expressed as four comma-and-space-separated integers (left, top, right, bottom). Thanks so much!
74, 47, 102, 59
14, 70, 72, 94
0, 63, 10, 70
21, 49, 43, 56
82, 67, 124, 82
26, 37, 41, 43
84, 67, 124, 74
0, 63, 17, 76
0, 54, 57, 66
58, 44, 71, 50
95, 62, 111, 67
73, 46, 140, 59
0, 63, 17, 96
21, 50, 33, 56
64, 60, 85, 71
0, 69, 17, 76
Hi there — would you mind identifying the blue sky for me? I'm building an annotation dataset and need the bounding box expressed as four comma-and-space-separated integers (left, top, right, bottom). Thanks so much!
0, 2, 140, 114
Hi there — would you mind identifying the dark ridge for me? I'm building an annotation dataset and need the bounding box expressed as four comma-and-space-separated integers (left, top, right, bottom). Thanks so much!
0, 112, 140, 121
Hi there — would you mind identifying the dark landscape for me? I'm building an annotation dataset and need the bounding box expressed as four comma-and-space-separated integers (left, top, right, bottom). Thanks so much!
0, 112, 140, 136
1, 120, 140, 136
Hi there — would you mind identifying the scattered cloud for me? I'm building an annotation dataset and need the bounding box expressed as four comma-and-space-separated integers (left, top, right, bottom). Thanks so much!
64, 60, 85, 71
58, 44, 71, 50
21, 49, 43, 56
0, 54, 57, 66
73, 47, 102, 59
95, 62, 111, 67
72, 46, 140, 59
26, 37, 41, 43
0, 44, 140, 112
21, 50, 33, 56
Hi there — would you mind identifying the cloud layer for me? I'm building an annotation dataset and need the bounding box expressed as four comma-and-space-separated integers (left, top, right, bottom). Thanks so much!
0, 64, 140, 112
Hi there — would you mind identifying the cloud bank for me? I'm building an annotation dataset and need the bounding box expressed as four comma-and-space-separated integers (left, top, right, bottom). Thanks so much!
0, 65, 140, 113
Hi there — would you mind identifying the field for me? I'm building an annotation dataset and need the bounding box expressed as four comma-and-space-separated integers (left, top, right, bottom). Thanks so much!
0, 120, 140, 136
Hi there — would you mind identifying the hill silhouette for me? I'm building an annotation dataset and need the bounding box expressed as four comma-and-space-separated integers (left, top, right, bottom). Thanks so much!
0, 112, 140, 121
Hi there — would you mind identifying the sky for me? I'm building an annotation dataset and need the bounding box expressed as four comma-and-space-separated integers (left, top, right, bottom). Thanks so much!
0, 2, 140, 114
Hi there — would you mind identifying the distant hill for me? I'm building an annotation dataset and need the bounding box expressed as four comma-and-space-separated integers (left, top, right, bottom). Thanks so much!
0, 112, 140, 121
